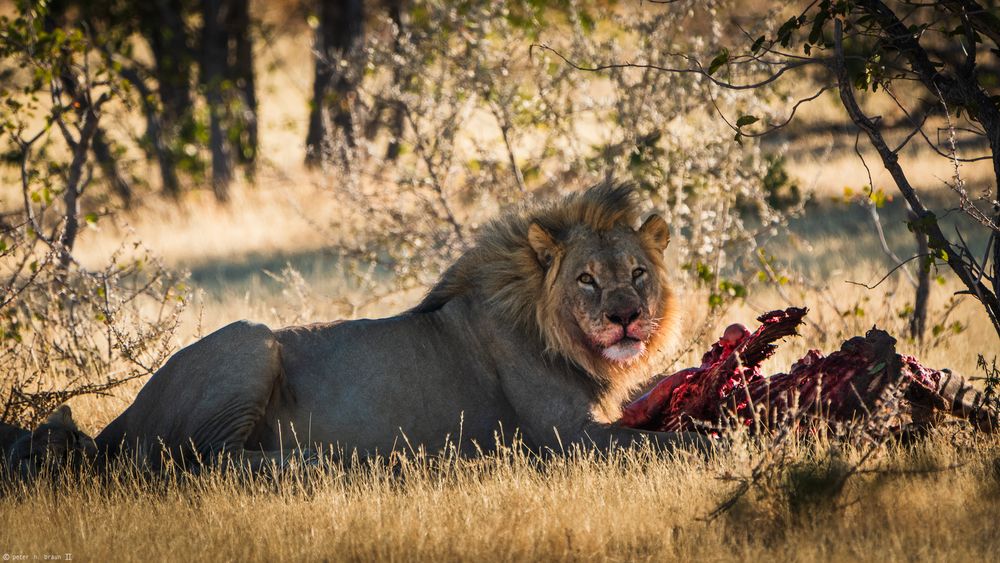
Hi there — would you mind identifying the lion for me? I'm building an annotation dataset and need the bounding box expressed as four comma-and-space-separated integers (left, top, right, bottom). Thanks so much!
1, 405, 97, 479
96, 182, 706, 466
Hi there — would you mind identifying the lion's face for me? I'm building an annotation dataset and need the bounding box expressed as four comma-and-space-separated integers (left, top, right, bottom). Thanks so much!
557, 230, 662, 364
529, 214, 673, 370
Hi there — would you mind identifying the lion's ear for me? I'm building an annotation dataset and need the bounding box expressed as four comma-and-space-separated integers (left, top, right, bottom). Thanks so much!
528, 222, 561, 269
44, 405, 73, 426
44, 404, 77, 430
639, 214, 670, 253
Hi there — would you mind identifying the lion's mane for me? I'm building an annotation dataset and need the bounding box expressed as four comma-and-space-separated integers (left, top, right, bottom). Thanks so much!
412, 182, 676, 408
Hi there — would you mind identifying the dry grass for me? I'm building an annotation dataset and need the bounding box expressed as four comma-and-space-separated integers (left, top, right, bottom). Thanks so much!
2, 434, 999, 561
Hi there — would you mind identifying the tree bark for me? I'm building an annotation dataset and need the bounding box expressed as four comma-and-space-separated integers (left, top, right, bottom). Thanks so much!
59, 106, 102, 269
305, 0, 365, 167
91, 128, 133, 207
139, 0, 193, 132
225, 0, 257, 172
856, 3, 1000, 332
116, 65, 181, 197
909, 211, 931, 342
201, 0, 233, 200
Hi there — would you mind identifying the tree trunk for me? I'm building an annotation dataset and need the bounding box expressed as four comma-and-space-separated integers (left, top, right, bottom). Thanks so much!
91, 128, 133, 207
201, 0, 233, 200
225, 0, 257, 173
140, 0, 193, 132
305, 0, 364, 167
135, 0, 193, 197
833, 16, 1000, 337
385, 0, 407, 162
116, 65, 181, 197
60, 107, 102, 269
908, 211, 930, 342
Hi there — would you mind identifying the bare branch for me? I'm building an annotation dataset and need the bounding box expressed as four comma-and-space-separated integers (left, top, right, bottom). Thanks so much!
530, 43, 822, 91
939, 0, 1000, 49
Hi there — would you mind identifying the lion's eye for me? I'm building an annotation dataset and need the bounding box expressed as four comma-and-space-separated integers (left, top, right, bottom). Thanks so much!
632, 267, 646, 280
578, 273, 596, 286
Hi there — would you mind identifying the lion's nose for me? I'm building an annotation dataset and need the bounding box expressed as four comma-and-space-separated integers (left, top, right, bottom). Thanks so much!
606, 307, 640, 327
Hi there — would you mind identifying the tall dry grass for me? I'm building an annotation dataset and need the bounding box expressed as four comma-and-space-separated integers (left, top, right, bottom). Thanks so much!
1, 432, 998, 561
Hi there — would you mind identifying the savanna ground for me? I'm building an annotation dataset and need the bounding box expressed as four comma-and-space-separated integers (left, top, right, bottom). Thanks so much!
2, 0, 1000, 561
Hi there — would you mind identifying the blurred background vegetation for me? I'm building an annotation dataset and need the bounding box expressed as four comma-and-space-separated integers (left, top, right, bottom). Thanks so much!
0, 0, 998, 428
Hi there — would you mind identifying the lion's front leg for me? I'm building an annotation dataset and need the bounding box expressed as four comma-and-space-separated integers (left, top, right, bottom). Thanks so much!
496, 357, 713, 455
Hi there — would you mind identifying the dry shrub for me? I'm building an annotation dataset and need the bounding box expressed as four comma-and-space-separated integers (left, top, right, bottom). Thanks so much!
0, 231, 186, 427
290, 0, 805, 367
0, 6, 187, 427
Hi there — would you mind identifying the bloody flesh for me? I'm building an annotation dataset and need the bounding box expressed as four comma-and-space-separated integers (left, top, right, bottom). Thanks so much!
619, 308, 996, 434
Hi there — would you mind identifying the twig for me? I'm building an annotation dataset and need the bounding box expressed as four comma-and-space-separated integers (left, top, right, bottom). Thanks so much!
846, 253, 931, 290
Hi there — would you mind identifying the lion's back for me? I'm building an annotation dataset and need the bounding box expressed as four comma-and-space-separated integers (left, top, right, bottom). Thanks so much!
261, 305, 518, 454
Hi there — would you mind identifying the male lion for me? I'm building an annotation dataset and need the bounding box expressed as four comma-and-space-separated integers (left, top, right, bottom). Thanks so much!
96, 182, 704, 465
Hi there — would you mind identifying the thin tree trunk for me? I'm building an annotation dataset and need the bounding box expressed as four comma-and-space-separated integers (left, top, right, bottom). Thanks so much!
141, 0, 193, 132
855, 3, 1000, 334
202, 0, 233, 200
305, 0, 364, 167
833, 17, 1000, 337
385, 0, 407, 161
55, 64, 134, 207
91, 128, 133, 207
116, 65, 181, 197
226, 0, 257, 173
60, 108, 101, 269
909, 211, 931, 342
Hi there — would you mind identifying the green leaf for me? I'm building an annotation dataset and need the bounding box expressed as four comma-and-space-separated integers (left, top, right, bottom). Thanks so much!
707, 48, 729, 76
920, 255, 934, 273
868, 188, 888, 208
719, 280, 748, 298
906, 212, 938, 234
777, 17, 800, 47
750, 35, 765, 54
736, 115, 758, 128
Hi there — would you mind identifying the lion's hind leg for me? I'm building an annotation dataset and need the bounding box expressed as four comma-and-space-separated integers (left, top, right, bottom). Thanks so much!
96, 320, 289, 469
